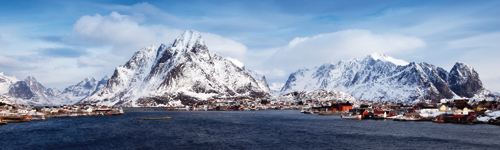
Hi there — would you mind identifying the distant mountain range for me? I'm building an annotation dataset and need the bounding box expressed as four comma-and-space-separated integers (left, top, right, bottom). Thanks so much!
0, 73, 108, 106
280, 53, 498, 103
1, 31, 497, 106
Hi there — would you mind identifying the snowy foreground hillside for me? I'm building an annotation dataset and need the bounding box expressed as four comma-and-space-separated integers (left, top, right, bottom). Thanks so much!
280, 53, 498, 103
79, 30, 270, 107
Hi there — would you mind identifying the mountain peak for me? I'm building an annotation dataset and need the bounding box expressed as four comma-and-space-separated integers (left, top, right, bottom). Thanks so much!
25, 76, 37, 82
84, 76, 96, 82
367, 53, 409, 66
453, 62, 470, 69
101, 75, 110, 81
451, 62, 475, 75
172, 30, 205, 49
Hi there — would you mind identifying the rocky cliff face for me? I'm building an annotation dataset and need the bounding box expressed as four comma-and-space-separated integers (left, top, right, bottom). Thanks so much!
80, 30, 270, 106
281, 53, 496, 103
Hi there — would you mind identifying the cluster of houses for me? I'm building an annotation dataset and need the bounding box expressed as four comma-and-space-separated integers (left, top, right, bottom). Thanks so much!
174, 98, 356, 111
333, 99, 500, 124
0, 102, 123, 125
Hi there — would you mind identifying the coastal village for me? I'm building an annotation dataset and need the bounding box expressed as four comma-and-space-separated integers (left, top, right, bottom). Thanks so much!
2, 97, 500, 126
0, 102, 123, 125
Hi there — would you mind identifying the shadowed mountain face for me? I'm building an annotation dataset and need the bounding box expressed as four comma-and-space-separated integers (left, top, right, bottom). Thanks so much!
281, 53, 495, 103
80, 30, 270, 107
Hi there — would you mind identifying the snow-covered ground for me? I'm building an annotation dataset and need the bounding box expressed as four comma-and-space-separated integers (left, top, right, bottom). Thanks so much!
477, 111, 500, 122
419, 111, 446, 118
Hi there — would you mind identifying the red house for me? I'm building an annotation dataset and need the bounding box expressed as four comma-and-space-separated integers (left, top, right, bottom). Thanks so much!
452, 115, 476, 124
338, 102, 353, 112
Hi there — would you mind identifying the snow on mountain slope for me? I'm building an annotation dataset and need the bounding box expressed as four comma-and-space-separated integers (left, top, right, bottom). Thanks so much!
269, 82, 284, 96
81, 30, 270, 106
0, 72, 19, 94
225, 57, 270, 94
246, 69, 270, 93
370, 53, 409, 66
226, 57, 245, 69
7, 76, 54, 105
50, 76, 109, 105
0, 73, 109, 106
281, 54, 496, 103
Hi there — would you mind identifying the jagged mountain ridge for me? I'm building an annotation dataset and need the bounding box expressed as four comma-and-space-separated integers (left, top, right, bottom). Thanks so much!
80, 30, 270, 107
280, 53, 496, 103
50, 76, 109, 105
5, 76, 56, 105
0, 72, 109, 106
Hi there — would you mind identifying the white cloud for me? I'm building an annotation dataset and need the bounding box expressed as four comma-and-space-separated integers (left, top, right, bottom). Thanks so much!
77, 56, 108, 67
63, 11, 183, 56
64, 11, 248, 64
252, 69, 287, 79
0, 55, 21, 68
265, 29, 426, 71
202, 33, 248, 61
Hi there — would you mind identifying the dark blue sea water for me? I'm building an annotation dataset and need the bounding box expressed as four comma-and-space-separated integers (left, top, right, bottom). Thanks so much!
1, 110, 499, 150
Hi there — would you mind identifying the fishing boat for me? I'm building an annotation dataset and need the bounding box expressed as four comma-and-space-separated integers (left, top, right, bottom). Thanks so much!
405, 117, 420, 121
118, 107, 124, 115
341, 113, 362, 119
432, 118, 444, 123
432, 114, 445, 123
0, 118, 6, 125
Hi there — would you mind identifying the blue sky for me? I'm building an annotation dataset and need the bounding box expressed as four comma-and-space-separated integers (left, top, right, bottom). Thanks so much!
1, 0, 500, 92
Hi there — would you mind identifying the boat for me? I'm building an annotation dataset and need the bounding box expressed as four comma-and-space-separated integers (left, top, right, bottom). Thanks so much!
432, 118, 444, 123
341, 113, 362, 119
393, 116, 419, 121
405, 117, 420, 121
432, 114, 448, 123
119, 107, 124, 115
0, 118, 6, 125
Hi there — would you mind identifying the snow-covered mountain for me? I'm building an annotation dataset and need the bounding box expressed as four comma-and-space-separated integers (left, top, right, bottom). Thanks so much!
225, 57, 270, 94
50, 76, 109, 105
0, 72, 109, 106
80, 30, 270, 107
280, 53, 496, 103
0, 72, 19, 95
4, 76, 56, 105
269, 83, 284, 96
246, 69, 270, 93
